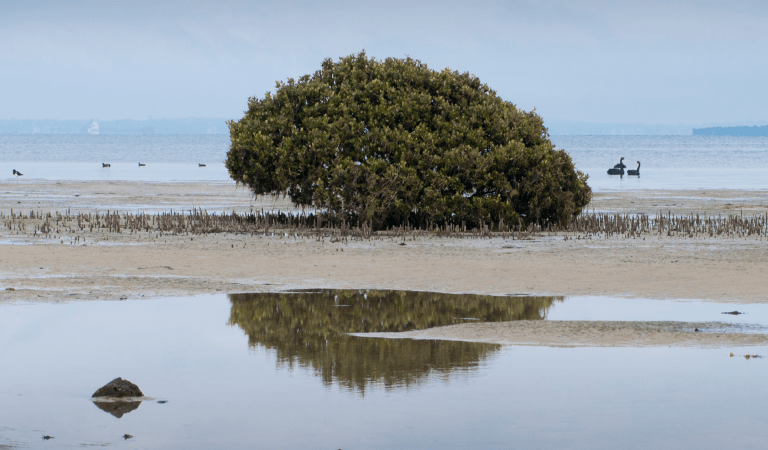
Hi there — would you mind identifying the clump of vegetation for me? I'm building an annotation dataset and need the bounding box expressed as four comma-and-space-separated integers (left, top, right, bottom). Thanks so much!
226, 52, 591, 229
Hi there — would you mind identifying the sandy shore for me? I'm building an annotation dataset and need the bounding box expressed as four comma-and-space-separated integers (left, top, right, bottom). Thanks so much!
2, 181, 767, 304
2, 224, 767, 303
2, 180, 768, 348
359, 321, 768, 348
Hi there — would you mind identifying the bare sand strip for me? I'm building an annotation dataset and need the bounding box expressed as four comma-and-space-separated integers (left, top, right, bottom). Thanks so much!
357, 321, 768, 348
2, 226, 767, 304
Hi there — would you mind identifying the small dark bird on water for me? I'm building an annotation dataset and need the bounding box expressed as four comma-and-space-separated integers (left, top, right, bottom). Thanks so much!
138, 162, 146, 167
199, 163, 206, 167
102, 163, 111, 168
43, 435, 54, 440
627, 161, 640, 176
123, 434, 134, 440
13, 169, 23, 178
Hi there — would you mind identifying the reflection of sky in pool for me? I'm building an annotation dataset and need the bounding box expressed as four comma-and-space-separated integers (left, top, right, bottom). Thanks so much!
1, 292, 766, 449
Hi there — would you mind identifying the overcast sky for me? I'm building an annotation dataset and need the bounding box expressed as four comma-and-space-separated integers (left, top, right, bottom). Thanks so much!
2, 0, 767, 125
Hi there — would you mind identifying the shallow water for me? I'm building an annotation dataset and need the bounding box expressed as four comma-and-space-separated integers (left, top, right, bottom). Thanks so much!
552, 135, 768, 191
0, 162, 231, 182
1, 291, 767, 449
0, 135, 229, 164
547, 296, 768, 332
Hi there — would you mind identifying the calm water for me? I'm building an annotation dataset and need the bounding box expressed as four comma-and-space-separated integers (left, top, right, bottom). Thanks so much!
1, 291, 766, 449
2, 135, 768, 190
552, 135, 768, 191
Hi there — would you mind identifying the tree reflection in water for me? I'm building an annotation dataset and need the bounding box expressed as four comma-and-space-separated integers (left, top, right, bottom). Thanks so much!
228, 290, 562, 393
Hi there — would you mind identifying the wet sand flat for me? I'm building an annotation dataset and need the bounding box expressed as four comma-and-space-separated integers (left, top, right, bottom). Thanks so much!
1, 181, 768, 305
360, 320, 768, 348
1, 215, 767, 305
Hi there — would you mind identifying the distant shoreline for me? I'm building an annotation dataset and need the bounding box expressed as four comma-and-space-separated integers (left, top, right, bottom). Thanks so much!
693, 125, 768, 136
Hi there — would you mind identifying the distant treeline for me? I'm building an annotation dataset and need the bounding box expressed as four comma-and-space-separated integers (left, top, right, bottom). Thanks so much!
693, 125, 768, 136
0, 118, 230, 135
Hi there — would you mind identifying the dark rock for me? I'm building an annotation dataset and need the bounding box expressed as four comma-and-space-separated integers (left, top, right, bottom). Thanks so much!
92, 377, 144, 398
93, 400, 142, 418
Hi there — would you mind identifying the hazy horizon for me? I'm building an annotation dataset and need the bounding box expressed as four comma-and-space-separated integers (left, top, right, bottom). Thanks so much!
2, 0, 767, 125
2, 118, 766, 136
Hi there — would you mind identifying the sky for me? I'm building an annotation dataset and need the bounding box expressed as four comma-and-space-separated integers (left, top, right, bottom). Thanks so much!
2, 0, 767, 126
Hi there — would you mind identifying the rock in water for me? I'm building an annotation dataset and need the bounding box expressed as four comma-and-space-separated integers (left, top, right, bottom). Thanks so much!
92, 378, 144, 398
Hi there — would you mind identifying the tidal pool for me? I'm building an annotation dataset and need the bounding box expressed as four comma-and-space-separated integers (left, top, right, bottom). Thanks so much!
0, 291, 766, 449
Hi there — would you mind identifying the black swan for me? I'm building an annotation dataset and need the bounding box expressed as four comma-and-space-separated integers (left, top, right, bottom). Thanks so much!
102, 163, 111, 168
614, 157, 627, 169
199, 163, 206, 167
627, 161, 640, 176
138, 162, 146, 167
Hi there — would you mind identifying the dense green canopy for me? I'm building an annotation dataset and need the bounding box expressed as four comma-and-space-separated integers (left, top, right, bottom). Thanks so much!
227, 52, 591, 228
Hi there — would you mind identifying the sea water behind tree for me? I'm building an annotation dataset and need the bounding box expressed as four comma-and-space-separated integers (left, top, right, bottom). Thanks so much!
1, 134, 767, 190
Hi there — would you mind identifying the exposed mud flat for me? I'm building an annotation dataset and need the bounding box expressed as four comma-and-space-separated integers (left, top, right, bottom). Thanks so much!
359, 320, 768, 348
2, 225, 767, 304
1, 181, 767, 305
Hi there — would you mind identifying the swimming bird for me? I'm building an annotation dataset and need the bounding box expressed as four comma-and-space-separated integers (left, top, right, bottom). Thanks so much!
138, 162, 146, 167
102, 163, 111, 168
614, 157, 627, 169
607, 166, 624, 175
198, 163, 206, 167
13, 169, 23, 179
627, 161, 640, 176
